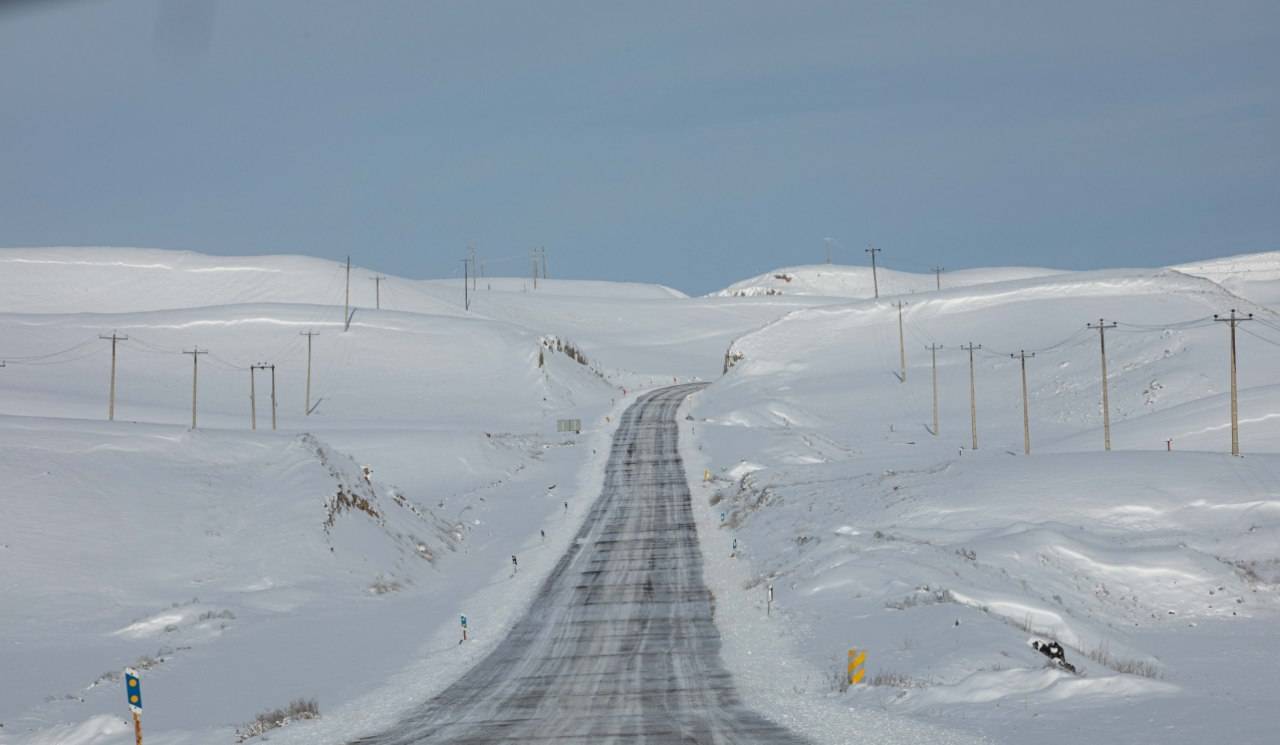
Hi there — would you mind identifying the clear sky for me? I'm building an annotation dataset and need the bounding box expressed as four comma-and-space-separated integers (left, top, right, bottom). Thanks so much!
1, 1, 1276, 295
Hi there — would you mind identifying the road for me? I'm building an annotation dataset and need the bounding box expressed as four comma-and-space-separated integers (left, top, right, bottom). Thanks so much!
355, 384, 811, 744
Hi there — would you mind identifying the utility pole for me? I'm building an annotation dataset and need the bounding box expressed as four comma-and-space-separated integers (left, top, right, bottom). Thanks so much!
961, 343, 981, 450
270, 364, 277, 431
344, 256, 352, 331
895, 301, 908, 382
1087, 319, 1118, 451
183, 347, 207, 429
540, 247, 548, 279
1214, 309, 1253, 456
250, 363, 276, 431
926, 343, 943, 434
531, 248, 539, 289
1012, 350, 1036, 455
461, 258, 471, 310
300, 330, 319, 415
249, 365, 257, 430
932, 266, 944, 291
467, 242, 478, 291
369, 275, 386, 309
99, 331, 128, 421
865, 245, 881, 298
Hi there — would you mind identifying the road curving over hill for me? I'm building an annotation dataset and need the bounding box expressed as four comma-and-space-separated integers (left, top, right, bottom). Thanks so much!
354, 383, 811, 744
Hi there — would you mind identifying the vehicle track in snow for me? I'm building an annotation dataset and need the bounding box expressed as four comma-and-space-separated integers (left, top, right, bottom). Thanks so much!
354, 384, 811, 744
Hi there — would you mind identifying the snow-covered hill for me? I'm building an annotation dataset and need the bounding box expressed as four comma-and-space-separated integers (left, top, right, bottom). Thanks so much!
683, 265, 1280, 744
0, 246, 830, 744
1174, 250, 1280, 308
4, 245, 1279, 745
712, 263, 1065, 298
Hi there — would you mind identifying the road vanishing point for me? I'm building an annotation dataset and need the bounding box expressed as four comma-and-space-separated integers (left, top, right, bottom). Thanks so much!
355, 384, 811, 744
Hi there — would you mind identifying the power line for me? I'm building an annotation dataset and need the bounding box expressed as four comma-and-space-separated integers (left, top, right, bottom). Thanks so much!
0, 337, 98, 361
3, 346, 104, 367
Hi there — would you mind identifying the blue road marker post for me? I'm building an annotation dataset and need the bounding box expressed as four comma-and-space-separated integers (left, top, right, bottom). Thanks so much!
124, 667, 143, 744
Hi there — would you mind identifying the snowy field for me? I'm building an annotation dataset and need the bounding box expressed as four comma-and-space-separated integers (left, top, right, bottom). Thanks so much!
1, 247, 1278, 744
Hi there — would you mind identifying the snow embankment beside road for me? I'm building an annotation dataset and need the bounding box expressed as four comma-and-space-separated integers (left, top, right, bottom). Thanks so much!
686, 266, 1280, 743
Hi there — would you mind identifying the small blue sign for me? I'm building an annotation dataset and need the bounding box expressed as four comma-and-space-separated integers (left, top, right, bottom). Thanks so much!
124, 667, 142, 712
460, 614, 468, 628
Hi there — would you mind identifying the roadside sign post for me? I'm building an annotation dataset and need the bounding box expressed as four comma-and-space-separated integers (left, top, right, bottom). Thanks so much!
847, 648, 867, 685
460, 614, 469, 643
767, 584, 774, 616
124, 667, 143, 744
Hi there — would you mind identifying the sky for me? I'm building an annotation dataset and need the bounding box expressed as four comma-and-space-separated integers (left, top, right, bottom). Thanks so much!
1, 0, 1276, 295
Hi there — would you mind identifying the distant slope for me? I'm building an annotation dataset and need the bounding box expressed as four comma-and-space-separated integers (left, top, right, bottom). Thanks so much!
712, 263, 1065, 298
712, 267, 1280, 452
1173, 250, 1280, 307
0, 247, 685, 316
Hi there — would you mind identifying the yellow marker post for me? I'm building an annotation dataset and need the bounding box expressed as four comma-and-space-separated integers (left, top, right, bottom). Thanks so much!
847, 648, 867, 685
703, 469, 712, 482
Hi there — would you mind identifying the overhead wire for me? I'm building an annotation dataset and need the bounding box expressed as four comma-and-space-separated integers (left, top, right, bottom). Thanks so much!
0, 336, 98, 361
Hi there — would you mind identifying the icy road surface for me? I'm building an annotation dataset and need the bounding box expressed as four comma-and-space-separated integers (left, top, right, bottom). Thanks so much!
355, 384, 810, 744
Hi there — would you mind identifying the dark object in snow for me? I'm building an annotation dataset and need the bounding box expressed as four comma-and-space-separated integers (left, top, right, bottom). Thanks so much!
1031, 639, 1078, 674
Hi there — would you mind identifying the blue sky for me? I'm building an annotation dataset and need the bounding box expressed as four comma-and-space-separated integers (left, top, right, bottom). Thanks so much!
1, 1, 1276, 294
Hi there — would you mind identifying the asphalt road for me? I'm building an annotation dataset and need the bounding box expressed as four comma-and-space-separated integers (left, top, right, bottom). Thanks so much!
355, 384, 810, 744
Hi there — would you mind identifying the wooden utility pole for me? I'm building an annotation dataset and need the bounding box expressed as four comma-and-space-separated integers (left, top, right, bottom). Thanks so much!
1087, 319, 1118, 451
1012, 350, 1035, 455
926, 343, 943, 434
932, 266, 944, 291
467, 242, 478, 291
99, 331, 128, 421
1214, 309, 1253, 456
250, 363, 275, 430
369, 275, 386, 309
183, 347, 207, 429
961, 343, 981, 450
249, 365, 258, 430
539, 247, 548, 279
270, 364, 277, 430
531, 248, 539, 289
895, 301, 908, 382
344, 256, 351, 331
461, 258, 471, 310
865, 245, 882, 298
300, 330, 319, 415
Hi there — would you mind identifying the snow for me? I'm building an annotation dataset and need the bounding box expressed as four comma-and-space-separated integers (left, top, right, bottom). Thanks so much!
714, 262, 1066, 298
683, 262, 1280, 743
3, 245, 1279, 744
